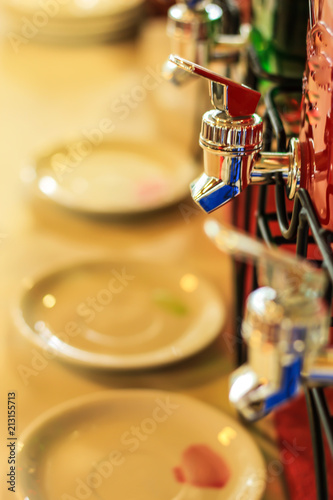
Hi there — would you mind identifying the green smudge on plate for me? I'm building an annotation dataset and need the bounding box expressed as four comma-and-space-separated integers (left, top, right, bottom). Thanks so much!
152, 289, 188, 316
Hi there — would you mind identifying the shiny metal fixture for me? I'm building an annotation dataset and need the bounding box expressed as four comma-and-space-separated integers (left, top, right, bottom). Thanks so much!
163, 1, 250, 85
206, 220, 330, 421
169, 55, 301, 212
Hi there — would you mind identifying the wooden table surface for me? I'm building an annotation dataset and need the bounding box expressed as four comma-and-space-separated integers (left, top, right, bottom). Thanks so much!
0, 13, 289, 500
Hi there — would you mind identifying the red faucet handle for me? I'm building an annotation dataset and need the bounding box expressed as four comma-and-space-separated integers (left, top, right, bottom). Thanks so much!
169, 55, 261, 117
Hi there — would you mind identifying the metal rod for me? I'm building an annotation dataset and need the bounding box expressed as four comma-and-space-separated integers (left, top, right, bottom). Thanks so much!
296, 209, 309, 258
264, 86, 288, 152
304, 386, 328, 500
298, 190, 333, 284
312, 387, 333, 456
275, 178, 301, 240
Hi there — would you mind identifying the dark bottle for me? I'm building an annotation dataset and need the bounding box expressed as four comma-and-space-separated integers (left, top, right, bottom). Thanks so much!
251, 0, 308, 79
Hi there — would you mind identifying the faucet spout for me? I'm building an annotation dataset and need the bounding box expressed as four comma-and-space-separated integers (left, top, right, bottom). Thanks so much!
190, 172, 241, 212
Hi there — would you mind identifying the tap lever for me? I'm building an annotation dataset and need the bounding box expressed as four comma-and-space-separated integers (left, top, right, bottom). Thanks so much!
168, 55, 261, 116
205, 219, 328, 298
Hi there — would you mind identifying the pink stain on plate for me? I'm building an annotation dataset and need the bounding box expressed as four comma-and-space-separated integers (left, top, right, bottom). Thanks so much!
135, 180, 168, 204
173, 444, 230, 489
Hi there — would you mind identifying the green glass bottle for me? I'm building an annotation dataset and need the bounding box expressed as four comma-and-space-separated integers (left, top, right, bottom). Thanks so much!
251, 0, 308, 79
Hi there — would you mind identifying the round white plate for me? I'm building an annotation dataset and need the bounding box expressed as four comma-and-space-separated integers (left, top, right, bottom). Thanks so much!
3, 0, 145, 21
14, 260, 225, 369
3, 0, 146, 42
22, 139, 197, 216
26, 22, 143, 44
17, 390, 266, 500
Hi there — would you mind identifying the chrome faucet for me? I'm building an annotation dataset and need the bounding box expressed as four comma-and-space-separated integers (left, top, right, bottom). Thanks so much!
168, 56, 301, 212
163, 1, 251, 85
206, 221, 331, 421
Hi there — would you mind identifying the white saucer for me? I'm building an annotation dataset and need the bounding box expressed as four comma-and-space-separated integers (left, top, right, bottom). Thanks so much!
22, 139, 197, 216
14, 260, 225, 369
4, 0, 145, 19
17, 390, 266, 500
3, 0, 146, 42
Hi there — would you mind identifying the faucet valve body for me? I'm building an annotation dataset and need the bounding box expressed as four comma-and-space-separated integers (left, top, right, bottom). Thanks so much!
192, 110, 263, 212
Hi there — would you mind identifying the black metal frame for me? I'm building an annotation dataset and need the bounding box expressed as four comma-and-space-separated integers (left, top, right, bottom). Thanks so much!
229, 26, 333, 500
256, 85, 333, 500
230, 45, 333, 499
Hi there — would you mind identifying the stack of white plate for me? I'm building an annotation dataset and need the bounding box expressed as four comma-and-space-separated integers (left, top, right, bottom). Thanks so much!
3, 0, 147, 43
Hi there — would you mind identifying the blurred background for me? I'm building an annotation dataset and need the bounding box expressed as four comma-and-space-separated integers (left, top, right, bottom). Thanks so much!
0, 1, 314, 499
